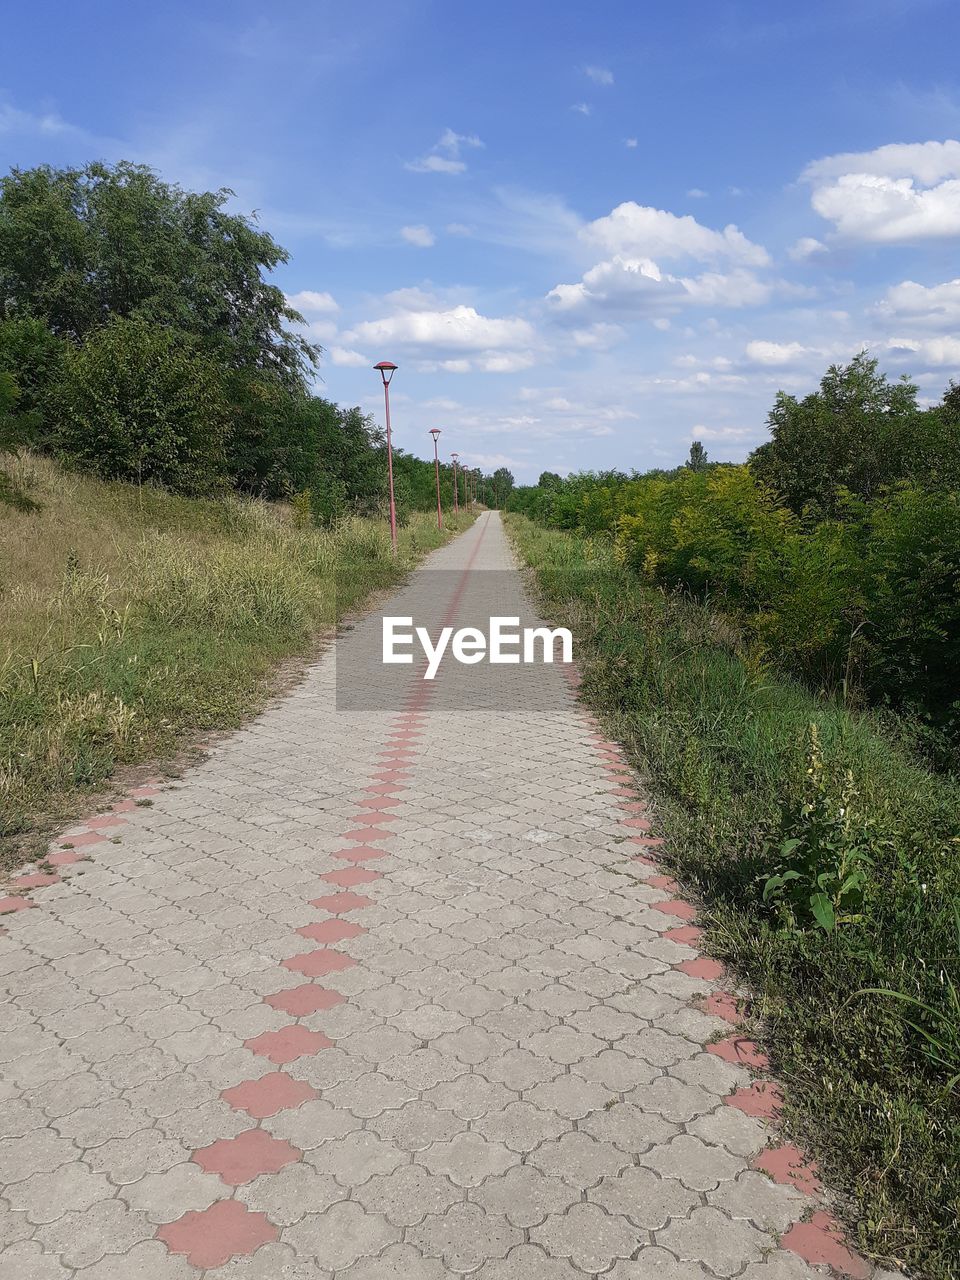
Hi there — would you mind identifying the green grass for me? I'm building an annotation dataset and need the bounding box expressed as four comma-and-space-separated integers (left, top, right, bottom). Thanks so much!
0, 456, 474, 871
507, 512, 960, 1279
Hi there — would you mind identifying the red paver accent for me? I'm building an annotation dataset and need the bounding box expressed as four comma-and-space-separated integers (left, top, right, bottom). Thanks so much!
355, 797, 401, 810
111, 799, 137, 813
370, 770, 411, 784
708, 1035, 770, 1070
48, 850, 84, 866
264, 984, 345, 1016
296, 919, 365, 944
245, 1024, 334, 1063
333, 845, 388, 862
632, 854, 657, 867
10, 873, 60, 889
281, 949, 356, 978
648, 875, 679, 892
323, 867, 382, 887
309, 891, 373, 913
664, 924, 704, 945
725, 1080, 785, 1119
619, 802, 649, 815
623, 816, 652, 831
129, 785, 160, 797
678, 956, 725, 980
365, 782, 403, 795
651, 900, 697, 921
86, 814, 127, 829
340, 828, 393, 844
158, 1200, 277, 1268
780, 1212, 871, 1279
0, 896, 35, 913
701, 991, 742, 1024
221, 1072, 317, 1119
630, 836, 665, 848
350, 812, 399, 826
754, 1144, 822, 1195
57, 832, 104, 849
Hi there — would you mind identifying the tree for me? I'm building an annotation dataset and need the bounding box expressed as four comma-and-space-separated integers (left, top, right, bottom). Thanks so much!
491, 467, 515, 507
54, 318, 229, 495
0, 161, 317, 384
686, 441, 709, 472
749, 353, 921, 517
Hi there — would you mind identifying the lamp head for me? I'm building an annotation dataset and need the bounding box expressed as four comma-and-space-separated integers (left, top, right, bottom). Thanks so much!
429, 428, 441, 440
373, 360, 398, 386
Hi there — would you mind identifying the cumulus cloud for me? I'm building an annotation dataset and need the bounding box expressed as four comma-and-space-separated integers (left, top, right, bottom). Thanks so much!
286, 290, 339, 314
744, 340, 817, 366
584, 65, 614, 85
328, 346, 368, 367
572, 103, 592, 116
625, 138, 638, 149
406, 128, 483, 175
802, 139, 960, 244
788, 237, 826, 261
400, 224, 436, 247
692, 424, 757, 441
547, 256, 770, 313
884, 334, 960, 366
346, 303, 538, 374
879, 278, 960, 327
581, 202, 770, 266
687, 188, 708, 199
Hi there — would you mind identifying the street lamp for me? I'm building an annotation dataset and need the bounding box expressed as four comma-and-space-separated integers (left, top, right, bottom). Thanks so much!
373, 361, 399, 554
451, 452, 460, 516
428, 429, 443, 531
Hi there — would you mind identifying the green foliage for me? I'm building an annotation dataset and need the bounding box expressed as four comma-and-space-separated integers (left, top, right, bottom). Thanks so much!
685, 439, 709, 471
0, 315, 65, 442
53, 318, 229, 495
0, 161, 316, 381
762, 725, 875, 932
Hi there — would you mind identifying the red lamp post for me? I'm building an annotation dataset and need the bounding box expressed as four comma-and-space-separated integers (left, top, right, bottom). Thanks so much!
429, 428, 443, 531
451, 452, 460, 515
373, 361, 399, 554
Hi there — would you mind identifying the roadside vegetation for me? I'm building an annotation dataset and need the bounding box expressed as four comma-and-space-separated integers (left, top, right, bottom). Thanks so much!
1, 455, 474, 872
507, 354, 960, 1277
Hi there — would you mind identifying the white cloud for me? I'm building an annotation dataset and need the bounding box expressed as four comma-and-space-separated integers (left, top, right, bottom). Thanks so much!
406, 128, 484, 175
286, 289, 339, 314
744, 340, 817, 366
400, 224, 436, 247
802, 139, 960, 244
584, 65, 614, 86
788, 237, 826, 261
625, 138, 638, 149
328, 346, 368, 367
572, 103, 592, 116
687, 188, 708, 199
347, 304, 538, 374
879, 278, 960, 327
547, 256, 770, 313
446, 222, 473, 236
884, 334, 960, 367
582, 202, 770, 266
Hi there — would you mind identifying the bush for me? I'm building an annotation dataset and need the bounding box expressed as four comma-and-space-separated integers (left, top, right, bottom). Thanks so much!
53, 317, 229, 495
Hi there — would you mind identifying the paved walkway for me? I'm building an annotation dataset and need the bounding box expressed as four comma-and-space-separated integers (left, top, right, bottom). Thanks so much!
1, 513, 885, 1279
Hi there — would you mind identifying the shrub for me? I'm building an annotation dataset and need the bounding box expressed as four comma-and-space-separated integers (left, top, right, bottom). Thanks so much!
53, 317, 229, 495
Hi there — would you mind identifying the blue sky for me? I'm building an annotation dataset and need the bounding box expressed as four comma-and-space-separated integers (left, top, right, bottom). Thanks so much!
4, 0, 960, 481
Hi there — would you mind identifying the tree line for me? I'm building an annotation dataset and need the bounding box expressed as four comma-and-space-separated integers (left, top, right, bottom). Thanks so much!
0, 160, 512, 521
510, 354, 960, 759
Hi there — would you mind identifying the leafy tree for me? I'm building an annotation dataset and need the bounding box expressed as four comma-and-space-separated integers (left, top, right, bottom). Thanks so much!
686, 440, 709, 471
0, 161, 317, 384
749, 353, 921, 516
0, 315, 65, 443
53, 318, 229, 495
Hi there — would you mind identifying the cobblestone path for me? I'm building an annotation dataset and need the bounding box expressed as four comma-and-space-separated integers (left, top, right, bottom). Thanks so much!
1, 513, 888, 1279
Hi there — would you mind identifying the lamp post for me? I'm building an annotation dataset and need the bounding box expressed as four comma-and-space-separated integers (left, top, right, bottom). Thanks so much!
451, 452, 460, 516
373, 361, 399, 554
429, 428, 443, 531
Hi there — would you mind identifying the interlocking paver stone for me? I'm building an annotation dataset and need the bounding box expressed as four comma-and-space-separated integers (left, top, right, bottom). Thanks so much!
0, 515, 880, 1280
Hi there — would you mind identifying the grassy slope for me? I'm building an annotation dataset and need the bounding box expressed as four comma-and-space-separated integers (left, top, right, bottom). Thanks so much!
507, 513, 959, 1279
1, 457, 474, 872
